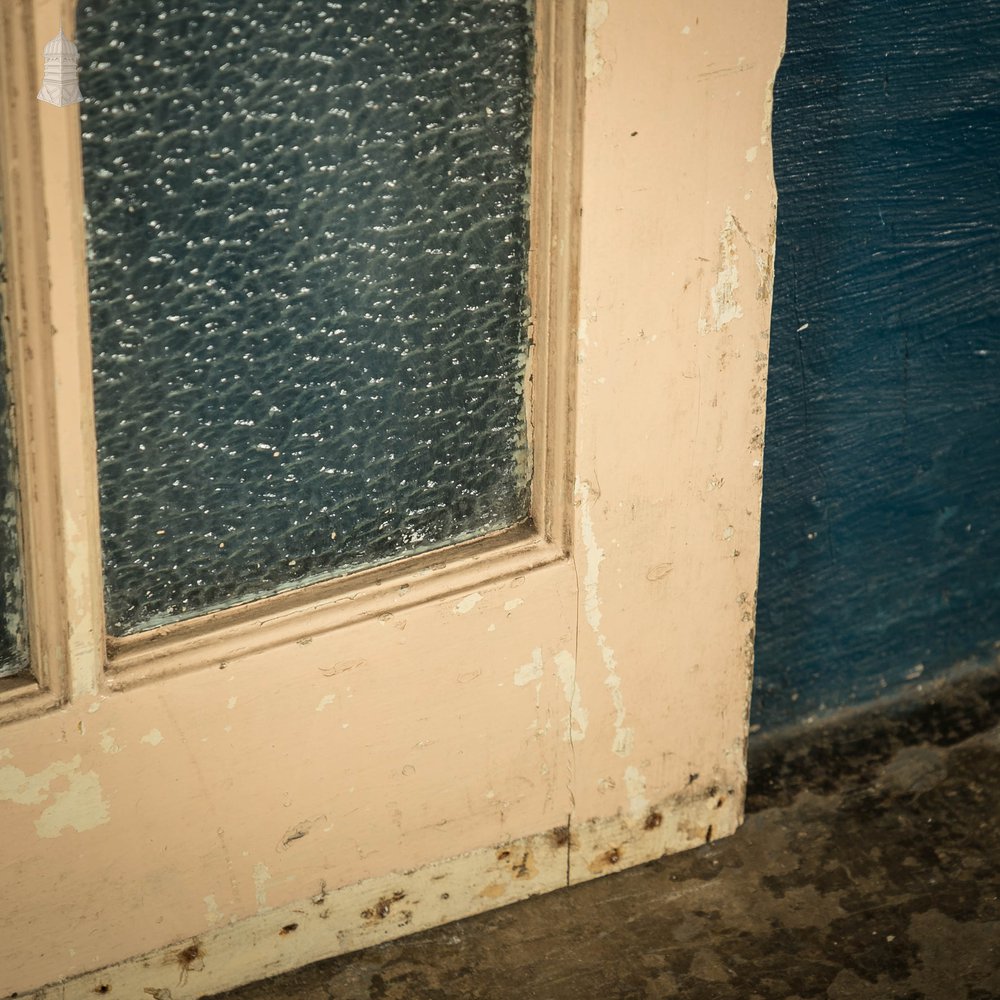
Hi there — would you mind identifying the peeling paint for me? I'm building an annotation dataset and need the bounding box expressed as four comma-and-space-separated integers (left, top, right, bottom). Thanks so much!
555, 649, 588, 742
0, 755, 110, 837
140, 729, 163, 747
514, 649, 543, 687
504, 598, 524, 613
99, 728, 123, 754
585, 0, 610, 79
453, 592, 483, 615
315, 694, 337, 712
576, 480, 635, 758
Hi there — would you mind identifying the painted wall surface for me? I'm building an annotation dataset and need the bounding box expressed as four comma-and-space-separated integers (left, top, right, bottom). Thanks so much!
0, 2, 786, 996
753, 0, 1000, 730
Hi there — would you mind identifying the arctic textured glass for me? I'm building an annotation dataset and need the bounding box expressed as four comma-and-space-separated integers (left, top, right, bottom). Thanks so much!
0, 220, 28, 677
79, 1, 533, 634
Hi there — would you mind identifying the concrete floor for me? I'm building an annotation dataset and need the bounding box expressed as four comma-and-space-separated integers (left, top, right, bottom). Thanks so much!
209, 673, 1000, 1000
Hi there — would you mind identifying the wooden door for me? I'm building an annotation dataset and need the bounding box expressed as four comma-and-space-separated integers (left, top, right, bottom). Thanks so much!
0, 1, 786, 996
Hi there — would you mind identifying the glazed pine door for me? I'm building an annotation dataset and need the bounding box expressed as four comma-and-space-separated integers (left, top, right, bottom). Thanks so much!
0, 1, 786, 996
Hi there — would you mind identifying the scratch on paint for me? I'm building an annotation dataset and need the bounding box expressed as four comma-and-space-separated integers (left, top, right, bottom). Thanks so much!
576, 480, 634, 758
728, 212, 776, 302
0, 755, 111, 837
555, 650, 588, 742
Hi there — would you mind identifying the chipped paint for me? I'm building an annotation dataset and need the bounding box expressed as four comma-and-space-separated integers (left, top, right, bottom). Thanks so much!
279, 816, 325, 851
0, 755, 110, 837
709, 211, 744, 332
203, 895, 223, 926
252, 863, 271, 909
576, 479, 635, 758
453, 593, 483, 615
140, 729, 163, 747
63, 510, 100, 698
315, 694, 336, 712
504, 598, 524, 613
514, 649, 544, 687
99, 728, 123, 754
624, 765, 649, 818
35, 772, 110, 838
555, 649, 588, 742
585, 0, 610, 79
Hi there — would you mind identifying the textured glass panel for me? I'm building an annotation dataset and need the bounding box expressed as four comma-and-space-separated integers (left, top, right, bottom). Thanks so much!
0, 216, 28, 677
80, 1, 533, 635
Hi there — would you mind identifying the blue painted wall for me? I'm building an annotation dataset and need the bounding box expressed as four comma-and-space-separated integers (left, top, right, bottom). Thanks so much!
751, 0, 1000, 730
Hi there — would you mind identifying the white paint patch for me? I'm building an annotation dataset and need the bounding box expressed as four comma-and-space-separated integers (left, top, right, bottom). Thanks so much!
514, 649, 543, 687
453, 592, 483, 615
503, 598, 524, 614
0, 748, 11, 761
585, 0, 610, 79
227, 696, 238, 710
99, 728, 123, 755
315, 694, 337, 712
624, 765, 649, 818
0, 756, 111, 837
87, 702, 102, 714
681, 24, 691, 35
710, 211, 744, 332
204, 894, 224, 926
253, 863, 271, 909
576, 480, 635, 758
140, 728, 164, 747
745, 145, 758, 162
555, 649, 588, 742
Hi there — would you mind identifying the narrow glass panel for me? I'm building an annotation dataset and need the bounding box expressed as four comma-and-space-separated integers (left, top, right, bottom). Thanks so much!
0, 216, 28, 678
80, 1, 533, 635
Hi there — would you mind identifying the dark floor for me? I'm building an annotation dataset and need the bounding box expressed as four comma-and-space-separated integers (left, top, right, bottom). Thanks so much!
209, 672, 1000, 1000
